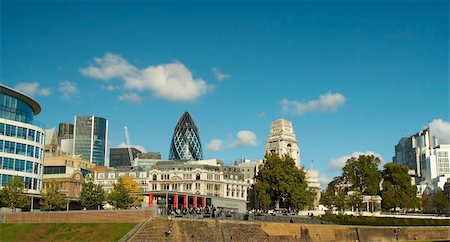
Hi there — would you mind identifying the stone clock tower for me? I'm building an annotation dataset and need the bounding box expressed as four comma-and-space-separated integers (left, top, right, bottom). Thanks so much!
265, 119, 301, 167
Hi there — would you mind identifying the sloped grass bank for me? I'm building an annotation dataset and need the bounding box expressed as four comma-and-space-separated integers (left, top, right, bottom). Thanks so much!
322, 214, 450, 226
0, 223, 137, 242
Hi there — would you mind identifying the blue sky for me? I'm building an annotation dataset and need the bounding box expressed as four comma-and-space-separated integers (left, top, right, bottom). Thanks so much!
1, 1, 449, 188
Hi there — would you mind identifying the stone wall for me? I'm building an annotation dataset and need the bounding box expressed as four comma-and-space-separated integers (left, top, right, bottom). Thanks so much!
129, 218, 450, 242
3, 210, 153, 223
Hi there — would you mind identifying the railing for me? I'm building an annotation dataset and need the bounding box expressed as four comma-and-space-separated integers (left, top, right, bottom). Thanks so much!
157, 210, 330, 224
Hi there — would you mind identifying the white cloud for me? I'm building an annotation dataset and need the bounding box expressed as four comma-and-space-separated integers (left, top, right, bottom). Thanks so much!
328, 151, 383, 171
427, 119, 450, 144
319, 174, 332, 188
207, 130, 258, 151
207, 139, 224, 151
14, 82, 51, 97
231, 130, 258, 147
281, 92, 346, 115
102, 85, 119, 91
58, 80, 79, 99
80, 53, 137, 80
118, 93, 143, 104
211, 67, 230, 81
80, 53, 211, 102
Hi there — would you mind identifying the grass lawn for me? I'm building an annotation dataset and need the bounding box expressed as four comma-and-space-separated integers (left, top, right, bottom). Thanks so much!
0, 223, 137, 242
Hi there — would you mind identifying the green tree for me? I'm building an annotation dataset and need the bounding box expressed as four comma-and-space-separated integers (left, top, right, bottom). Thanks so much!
255, 153, 313, 210
40, 181, 67, 211
346, 191, 364, 212
0, 176, 30, 209
342, 155, 381, 195
434, 189, 449, 214
421, 193, 433, 213
320, 176, 345, 210
80, 181, 106, 210
107, 175, 143, 209
381, 162, 418, 211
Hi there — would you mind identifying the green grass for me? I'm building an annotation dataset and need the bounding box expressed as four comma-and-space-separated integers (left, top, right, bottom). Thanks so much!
321, 214, 450, 226
0, 223, 137, 242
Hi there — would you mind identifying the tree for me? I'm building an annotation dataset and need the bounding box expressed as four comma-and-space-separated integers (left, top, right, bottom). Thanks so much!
347, 191, 364, 212
342, 155, 381, 195
320, 176, 349, 212
381, 162, 418, 211
433, 189, 449, 214
0, 176, 30, 210
121, 175, 144, 207
255, 153, 313, 210
40, 181, 67, 211
107, 175, 142, 209
421, 193, 433, 213
80, 181, 106, 210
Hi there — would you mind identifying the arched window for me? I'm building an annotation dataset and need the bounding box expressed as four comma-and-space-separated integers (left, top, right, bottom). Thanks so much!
152, 174, 157, 181
196, 173, 200, 180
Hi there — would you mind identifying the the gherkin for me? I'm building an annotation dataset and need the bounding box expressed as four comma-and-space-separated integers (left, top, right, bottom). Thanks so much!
169, 112, 203, 160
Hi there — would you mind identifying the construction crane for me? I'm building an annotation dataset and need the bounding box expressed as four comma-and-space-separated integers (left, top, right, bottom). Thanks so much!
124, 126, 135, 169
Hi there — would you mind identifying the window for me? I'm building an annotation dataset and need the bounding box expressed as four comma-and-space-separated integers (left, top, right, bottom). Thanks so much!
0, 123, 4, 135
6, 124, 16, 137
3, 158, 14, 170
17, 127, 27, 139
26, 145, 34, 157
25, 161, 33, 173
16, 143, 26, 155
14, 159, 25, 172
152, 183, 157, 190
152, 174, 157, 181
28, 129, 35, 141
5, 141, 15, 153
196, 173, 200, 180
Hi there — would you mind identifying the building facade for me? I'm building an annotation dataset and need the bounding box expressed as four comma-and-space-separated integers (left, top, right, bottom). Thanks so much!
109, 147, 142, 168
265, 119, 300, 167
93, 159, 249, 212
0, 84, 45, 194
394, 128, 449, 182
169, 112, 203, 161
73, 116, 108, 166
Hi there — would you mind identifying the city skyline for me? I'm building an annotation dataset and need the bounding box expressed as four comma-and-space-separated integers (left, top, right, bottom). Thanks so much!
1, 1, 449, 187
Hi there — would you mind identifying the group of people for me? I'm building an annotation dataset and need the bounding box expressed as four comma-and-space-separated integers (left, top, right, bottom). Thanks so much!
166, 205, 235, 219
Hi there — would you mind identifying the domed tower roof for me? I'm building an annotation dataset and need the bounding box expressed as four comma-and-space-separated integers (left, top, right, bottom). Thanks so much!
169, 112, 203, 160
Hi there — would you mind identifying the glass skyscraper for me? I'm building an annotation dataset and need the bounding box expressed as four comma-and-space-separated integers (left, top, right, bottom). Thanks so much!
169, 112, 203, 161
73, 116, 108, 166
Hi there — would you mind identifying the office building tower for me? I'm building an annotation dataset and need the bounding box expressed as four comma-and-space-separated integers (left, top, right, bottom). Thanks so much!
265, 118, 301, 167
58, 122, 73, 139
73, 116, 108, 166
109, 147, 142, 168
169, 112, 203, 161
0, 84, 45, 194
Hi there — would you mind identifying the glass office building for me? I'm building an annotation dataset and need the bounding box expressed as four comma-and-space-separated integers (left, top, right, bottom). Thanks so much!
0, 84, 45, 194
73, 116, 108, 166
169, 112, 203, 161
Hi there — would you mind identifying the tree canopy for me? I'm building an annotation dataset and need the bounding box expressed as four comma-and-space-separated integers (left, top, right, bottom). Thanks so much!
342, 155, 381, 195
80, 181, 106, 209
0, 176, 30, 209
255, 153, 313, 210
107, 175, 143, 209
40, 181, 67, 211
381, 162, 418, 210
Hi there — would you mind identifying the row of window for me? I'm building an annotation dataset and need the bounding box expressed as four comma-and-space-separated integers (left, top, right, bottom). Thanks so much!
0, 140, 44, 159
0, 122, 44, 144
0, 174, 42, 191
0, 157, 43, 175
0, 93, 35, 124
